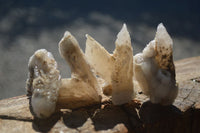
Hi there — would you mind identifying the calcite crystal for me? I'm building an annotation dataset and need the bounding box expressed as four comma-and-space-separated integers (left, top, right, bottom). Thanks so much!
134, 23, 178, 105
85, 24, 134, 105
26, 49, 61, 118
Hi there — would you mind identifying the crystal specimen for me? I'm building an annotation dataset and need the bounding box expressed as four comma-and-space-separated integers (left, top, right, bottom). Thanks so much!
111, 24, 134, 105
85, 34, 114, 96
85, 24, 134, 105
85, 34, 114, 84
26, 32, 102, 118
134, 23, 178, 105
26, 49, 61, 118
58, 31, 102, 108
26, 23, 178, 118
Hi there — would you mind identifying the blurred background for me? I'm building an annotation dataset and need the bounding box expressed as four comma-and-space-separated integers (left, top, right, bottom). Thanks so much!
0, 0, 199, 99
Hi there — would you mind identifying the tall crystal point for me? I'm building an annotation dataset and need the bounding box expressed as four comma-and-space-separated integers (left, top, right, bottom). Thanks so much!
111, 24, 134, 105
134, 23, 178, 105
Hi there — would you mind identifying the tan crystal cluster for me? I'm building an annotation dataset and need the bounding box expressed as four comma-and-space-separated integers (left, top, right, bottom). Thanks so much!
26, 23, 178, 118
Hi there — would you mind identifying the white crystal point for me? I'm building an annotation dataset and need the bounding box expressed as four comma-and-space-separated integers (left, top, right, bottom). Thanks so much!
142, 40, 156, 58
115, 23, 131, 47
134, 23, 178, 105
85, 34, 114, 83
26, 49, 61, 118
156, 23, 173, 48
59, 31, 101, 103
112, 24, 134, 105
155, 23, 174, 72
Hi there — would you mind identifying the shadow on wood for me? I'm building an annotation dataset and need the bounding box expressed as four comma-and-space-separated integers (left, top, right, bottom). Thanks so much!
32, 112, 61, 132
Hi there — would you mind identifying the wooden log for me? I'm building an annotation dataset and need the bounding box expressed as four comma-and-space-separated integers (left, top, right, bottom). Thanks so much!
0, 56, 200, 133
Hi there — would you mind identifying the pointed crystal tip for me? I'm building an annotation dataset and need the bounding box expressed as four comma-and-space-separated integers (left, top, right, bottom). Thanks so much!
85, 34, 89, 38
156, 23, 173, 46
116, 23, 131, 46
64, 31, 71, 38
157, 23, 167, 35
157, 23, 164, 29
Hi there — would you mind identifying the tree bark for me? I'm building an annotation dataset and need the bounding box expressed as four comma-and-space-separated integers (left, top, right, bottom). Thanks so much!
0, 56, 200, 133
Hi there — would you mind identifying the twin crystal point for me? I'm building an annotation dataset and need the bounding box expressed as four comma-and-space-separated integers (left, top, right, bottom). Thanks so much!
134, 23, 178, 105
85, 24, 134, 105
58, 31, 102, 108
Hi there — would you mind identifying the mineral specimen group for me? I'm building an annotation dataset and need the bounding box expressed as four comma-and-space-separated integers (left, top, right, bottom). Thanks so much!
26, 23, 178, 118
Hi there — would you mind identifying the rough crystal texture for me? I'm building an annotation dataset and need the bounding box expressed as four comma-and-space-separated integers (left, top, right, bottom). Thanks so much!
58, 78, 101, 109
26, 49, 61, 118
134, 23, 178, 105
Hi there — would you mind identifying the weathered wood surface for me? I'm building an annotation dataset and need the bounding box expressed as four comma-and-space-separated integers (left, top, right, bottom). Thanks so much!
0, 56, 200, 133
